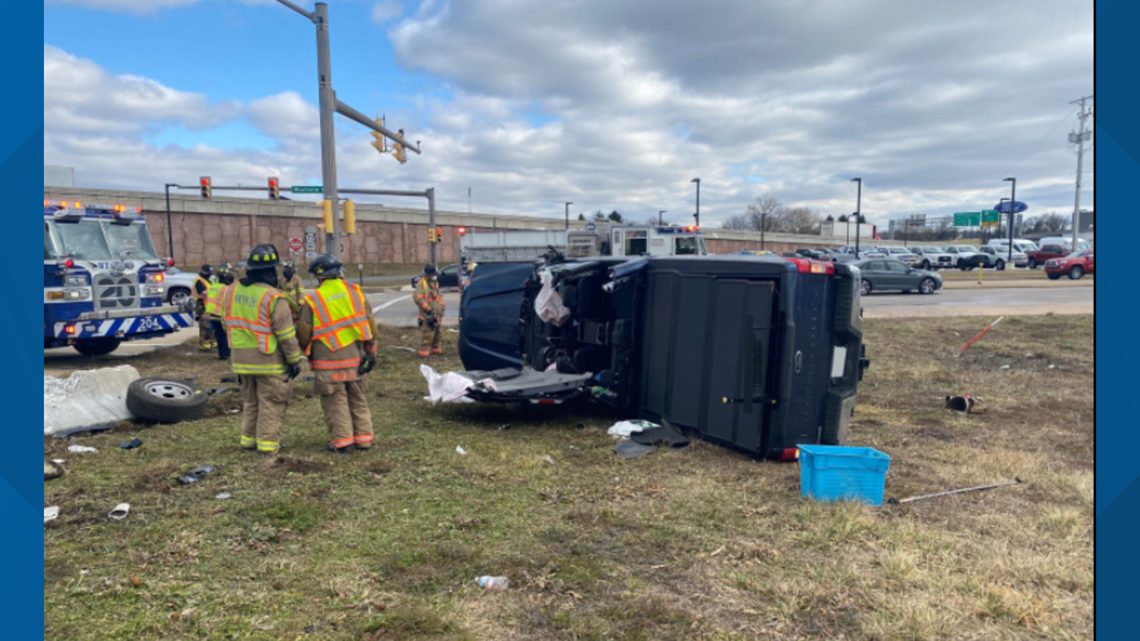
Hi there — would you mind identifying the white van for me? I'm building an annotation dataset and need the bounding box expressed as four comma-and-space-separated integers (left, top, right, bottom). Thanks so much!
986, 238, 1039, 253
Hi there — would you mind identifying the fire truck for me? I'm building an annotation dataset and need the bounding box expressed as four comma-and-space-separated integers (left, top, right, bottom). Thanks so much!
43, 200, 194, 355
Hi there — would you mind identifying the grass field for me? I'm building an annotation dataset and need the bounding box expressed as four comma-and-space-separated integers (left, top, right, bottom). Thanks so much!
44, 315, 1094, 640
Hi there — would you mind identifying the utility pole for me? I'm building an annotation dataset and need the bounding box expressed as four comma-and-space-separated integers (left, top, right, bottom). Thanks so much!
275, 0, 420, 260
658, 210, 666, 225
565, 202, 573, 230
1069, 94, 1093, 249
164, 183, 177, 262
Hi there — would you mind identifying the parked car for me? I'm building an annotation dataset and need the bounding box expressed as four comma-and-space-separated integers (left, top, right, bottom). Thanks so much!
987, 238, 1039, 254
942, 245, 985, 269
1045, 249, 1095, 280
738, 250, 777, 256
436, 263, 461, 289
853, 258, 942, 295
162, 267, 198, 307
909, 246, 954, 270
976, 245, 1025, 270
457, 254, 869, 459
1027, 241, 1090, 269
876, 246, 920, 266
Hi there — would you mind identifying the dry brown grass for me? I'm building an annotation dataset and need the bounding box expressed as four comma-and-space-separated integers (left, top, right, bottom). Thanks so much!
44, 314, 1093, 640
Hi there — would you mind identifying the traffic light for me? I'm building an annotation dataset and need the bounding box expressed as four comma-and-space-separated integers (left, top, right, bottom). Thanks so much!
435, 227, 443, 243
343, 199, 356, 235
200, 176, 212, 199
392, 129, 407, 164
320, 199, 333, 229
457, 227, 467, 236
427, 227, 437, 243
267, 177, 279, 200
371, 116, 387, 154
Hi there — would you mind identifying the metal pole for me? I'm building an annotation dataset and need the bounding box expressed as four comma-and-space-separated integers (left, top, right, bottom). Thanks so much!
761, 213, 766, 250
1071, 95, 1092, 249
692, 178, 701, 227
1004, 178, 1016, 264
658, 210, 665, 225
428, 187, 437, 268
565, 201, 572, 230
314, 3, 341, 259
852, 178, 862, 255
164, 183, 176, 262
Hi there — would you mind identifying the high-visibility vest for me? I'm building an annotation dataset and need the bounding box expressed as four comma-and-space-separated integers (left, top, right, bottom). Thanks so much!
204, 282, 225, 317
304, 278, 373, 360
193, 275, 210, 300
224, 283, 285, 355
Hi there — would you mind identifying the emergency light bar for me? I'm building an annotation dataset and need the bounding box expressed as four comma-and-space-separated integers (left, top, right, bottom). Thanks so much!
45, 200, 142, 215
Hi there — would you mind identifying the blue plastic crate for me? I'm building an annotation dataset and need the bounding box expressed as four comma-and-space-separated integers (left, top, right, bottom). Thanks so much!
798, 444, 890, 506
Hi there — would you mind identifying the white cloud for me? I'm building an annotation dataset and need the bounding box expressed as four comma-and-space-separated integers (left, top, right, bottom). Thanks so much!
370, 0, 403, 26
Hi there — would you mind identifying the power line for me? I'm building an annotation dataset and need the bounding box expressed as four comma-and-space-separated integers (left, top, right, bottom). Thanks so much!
996, 105, 1079, 180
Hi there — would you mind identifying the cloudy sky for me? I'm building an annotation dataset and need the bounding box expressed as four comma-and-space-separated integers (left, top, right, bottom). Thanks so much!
43, 0, 1093, 229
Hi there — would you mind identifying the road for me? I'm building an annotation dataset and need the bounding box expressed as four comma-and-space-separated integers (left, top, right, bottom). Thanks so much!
44, 282, 1092, 374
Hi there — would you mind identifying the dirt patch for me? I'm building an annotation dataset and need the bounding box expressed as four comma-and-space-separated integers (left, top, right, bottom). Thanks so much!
366, 459, 396, 475
134, 460, 180, 492
271, 456, 333, 474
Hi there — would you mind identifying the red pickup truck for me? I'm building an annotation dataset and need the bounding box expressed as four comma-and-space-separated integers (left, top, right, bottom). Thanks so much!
1045, 249, 1094, 280
1026, 243, 1076, 269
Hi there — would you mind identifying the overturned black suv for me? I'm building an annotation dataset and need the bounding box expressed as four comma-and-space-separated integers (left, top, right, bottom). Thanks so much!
456, 253, 869, 460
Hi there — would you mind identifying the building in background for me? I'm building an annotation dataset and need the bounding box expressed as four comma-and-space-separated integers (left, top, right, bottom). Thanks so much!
44, 166, 76, 188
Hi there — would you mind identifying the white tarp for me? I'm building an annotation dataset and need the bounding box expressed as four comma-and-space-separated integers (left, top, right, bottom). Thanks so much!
44, 366, 140, 435
420, 364, 478, 405
607, 419, 660, 437
535, 270, 571, 327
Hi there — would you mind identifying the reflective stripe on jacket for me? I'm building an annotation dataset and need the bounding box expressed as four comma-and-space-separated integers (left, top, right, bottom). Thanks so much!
412, 277, 443, 320
193, 275, 211, 301
224, 284, 292, 356
205, 282, 225, 317
303, 279, 373, 368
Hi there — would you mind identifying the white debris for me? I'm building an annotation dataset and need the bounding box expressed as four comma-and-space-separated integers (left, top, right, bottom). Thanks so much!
607, 420, 659, 437
420, 364, 479, 405
535, 270, 571, 327
67, 445, 98, 454
44, 507, 60, 524
108, 503, 130, 521
456, 446, 467, 456
44, 366, 140, 436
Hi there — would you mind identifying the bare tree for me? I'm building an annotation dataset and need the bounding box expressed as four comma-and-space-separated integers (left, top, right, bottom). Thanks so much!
776, 206, 822, 234
720, 214, 750, 230
1025, 213, 1068, 234
746, 195, 783, 231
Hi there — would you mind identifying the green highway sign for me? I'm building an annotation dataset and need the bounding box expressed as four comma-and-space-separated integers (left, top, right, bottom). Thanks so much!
291, 186, 323, 194
981, 209, 1000, 226
953, 212, 980, 227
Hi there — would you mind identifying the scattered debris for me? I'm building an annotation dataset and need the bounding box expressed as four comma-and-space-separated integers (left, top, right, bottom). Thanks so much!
388, 345, 416, 353
207, 386, 240, 396
44, 366, 140, 436
456, 446, 467, 456
542, 455, 556, 465
215, 492, 232, 500
446, 328, 459, 333
614, 439, 654, 459
51, 424, 113, 439
607, 419, 659, 437
44, 459, 66, 480
67, 445, 98, 454
108, 503, 131, 520
999, 364, 1011, 370
629, 422, 690, 449
497, 423, 512, 431
887, 478, 1023, 505
220, 375, 240, 383
421, 364, 479, 404
476, 575, 509, 591
176, 465, 215, 485
945, 395, 988, 414
120, 438, 143, 450
1048, 364, 1056, 370
956, 316, 1003, 356
44, 506, 60, 524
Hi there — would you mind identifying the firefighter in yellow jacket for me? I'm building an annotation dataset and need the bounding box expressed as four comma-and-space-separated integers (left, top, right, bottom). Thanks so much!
204, 263, 234, 361
222, 245, 304, 455
413, 264, 445, 357
297, 254, 379, 454
193, 264, 215, 351
278, 260, 305, 317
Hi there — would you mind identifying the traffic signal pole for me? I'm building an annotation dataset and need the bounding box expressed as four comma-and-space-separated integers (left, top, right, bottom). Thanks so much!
337, 186, 438, 269
276, 0, 421, 260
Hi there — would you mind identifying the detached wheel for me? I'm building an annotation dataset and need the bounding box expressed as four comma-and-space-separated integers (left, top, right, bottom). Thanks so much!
73, 338, 121, 356
1068, 265, 1084, 280
861, 279, 872, 296
995, 259, 1006, 271
919, 277, 937, 295
127, 377, 209, 423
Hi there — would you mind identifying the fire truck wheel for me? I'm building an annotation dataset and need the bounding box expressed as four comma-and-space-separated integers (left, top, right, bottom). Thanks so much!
73, 338, 122, 357
126, 377, 209, 423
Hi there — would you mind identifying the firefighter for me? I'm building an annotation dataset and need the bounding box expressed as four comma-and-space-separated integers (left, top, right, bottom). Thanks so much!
222, 245, 304, 455
278, 259, 305, 316
193, 264, 215, 351
413, 264, 444, 357
205, 263, 234, 361
296, 254, 379, 454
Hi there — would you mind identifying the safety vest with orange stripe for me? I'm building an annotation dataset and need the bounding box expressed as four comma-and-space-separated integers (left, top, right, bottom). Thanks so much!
303, 278, 373, 370
193, 275, 211, 301
224, 283, 291, 357
413, 276, 443, 320
204, 281, 226, 317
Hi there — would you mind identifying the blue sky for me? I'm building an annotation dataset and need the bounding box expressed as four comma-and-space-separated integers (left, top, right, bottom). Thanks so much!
43, 0, 1093, 228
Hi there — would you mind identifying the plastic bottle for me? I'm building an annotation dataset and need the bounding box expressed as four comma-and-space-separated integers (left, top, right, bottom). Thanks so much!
476, 576, 509, 591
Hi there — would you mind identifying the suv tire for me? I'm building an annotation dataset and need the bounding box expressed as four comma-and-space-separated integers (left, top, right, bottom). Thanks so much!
126, 377, 209, 423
